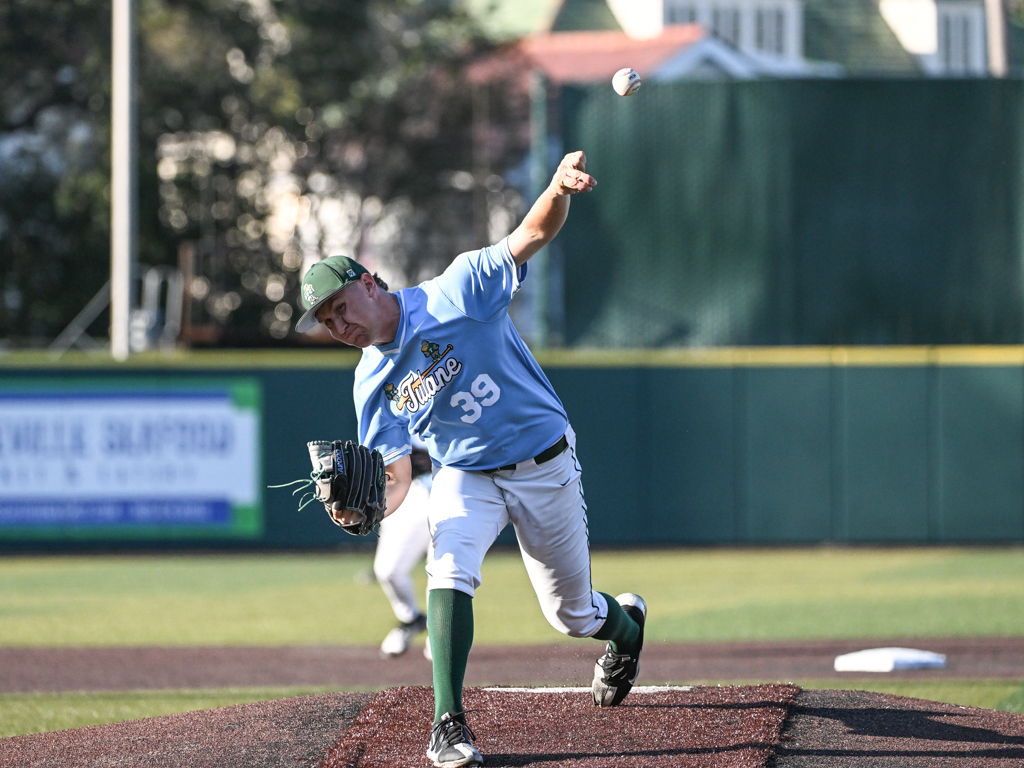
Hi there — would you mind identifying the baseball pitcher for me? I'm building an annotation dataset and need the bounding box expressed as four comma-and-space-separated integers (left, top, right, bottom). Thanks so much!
293, 151, 645, 768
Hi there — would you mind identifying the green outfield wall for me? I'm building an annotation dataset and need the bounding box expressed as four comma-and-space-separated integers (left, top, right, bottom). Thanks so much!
559, 80, 1024, 347
1, 348, 1022, 549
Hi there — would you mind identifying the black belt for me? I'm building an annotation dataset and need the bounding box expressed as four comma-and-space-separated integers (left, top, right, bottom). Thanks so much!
485, 435, 568, 473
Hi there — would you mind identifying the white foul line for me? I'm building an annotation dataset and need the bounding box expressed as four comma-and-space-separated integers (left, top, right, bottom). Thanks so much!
481, 692, 696, 696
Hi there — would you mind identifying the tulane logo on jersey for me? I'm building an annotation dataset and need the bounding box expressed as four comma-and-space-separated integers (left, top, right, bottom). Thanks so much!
384, 339, 463, 413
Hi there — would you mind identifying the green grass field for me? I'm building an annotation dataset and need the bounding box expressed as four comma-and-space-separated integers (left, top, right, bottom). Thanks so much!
0, 687, 338, 739
2, 547, 1023, 737
4, 547, 1024, 645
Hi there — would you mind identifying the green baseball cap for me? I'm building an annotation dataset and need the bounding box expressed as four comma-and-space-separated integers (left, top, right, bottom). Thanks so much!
295, 255, 369, 332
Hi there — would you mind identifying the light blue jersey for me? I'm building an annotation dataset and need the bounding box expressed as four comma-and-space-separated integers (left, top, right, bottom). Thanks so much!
354, 238, 568, 470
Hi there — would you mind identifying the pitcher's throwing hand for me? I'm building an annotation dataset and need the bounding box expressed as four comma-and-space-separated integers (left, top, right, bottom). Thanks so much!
552, 151, 596, 195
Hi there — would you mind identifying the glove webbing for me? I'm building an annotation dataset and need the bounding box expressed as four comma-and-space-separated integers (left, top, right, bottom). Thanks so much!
269, 441, 387, 537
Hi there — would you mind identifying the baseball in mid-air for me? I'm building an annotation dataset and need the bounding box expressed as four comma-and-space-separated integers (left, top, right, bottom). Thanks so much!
612, 67, 642, 97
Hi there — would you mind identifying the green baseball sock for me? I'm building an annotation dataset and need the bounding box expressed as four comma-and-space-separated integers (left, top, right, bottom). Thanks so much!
592, 592, 640, 655
427, 588, 474, 723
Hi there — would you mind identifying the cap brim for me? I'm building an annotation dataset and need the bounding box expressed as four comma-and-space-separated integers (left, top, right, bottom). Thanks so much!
294, 291, 339, 333
294, 305, 322, 333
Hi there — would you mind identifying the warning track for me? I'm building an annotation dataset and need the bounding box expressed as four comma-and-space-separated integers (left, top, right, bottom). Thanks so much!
3, 685, 1024, 767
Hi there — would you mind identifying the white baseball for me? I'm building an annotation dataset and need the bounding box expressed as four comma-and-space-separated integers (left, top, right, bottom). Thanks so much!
612, 68, 642, 97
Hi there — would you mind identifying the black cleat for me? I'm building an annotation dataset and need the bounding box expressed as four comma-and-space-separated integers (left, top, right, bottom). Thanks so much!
426, 712, 484, 768
592, 593, 646, 707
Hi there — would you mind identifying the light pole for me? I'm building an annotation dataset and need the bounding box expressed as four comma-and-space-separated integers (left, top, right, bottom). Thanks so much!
110, 0, 136, 360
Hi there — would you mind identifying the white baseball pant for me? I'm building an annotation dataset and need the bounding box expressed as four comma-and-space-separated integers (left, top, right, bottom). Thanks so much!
425, 426, 609, 638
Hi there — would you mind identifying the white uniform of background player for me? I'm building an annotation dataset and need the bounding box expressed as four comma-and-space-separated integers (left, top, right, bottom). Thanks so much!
374, 442, 432, 657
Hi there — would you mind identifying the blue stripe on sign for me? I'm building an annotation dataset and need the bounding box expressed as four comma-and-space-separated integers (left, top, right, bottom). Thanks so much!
0, 500, 232, 526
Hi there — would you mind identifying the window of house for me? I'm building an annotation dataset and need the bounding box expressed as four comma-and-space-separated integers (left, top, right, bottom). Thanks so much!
666, 3, 699, 23
663, 0, 800, 59
755, 6, 787, 54
939, 11, 972, 74
712, 6, 741, 46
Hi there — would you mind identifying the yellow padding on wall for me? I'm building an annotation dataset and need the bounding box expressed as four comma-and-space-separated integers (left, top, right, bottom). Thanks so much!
535, 346, 1024, 368
4, 346, 1024, 370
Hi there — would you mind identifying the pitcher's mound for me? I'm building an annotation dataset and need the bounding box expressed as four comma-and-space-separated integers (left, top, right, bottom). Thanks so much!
321, 684, 799, 767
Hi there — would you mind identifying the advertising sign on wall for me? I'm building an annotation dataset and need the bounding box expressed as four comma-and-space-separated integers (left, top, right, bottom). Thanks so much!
0, 379, 263, 540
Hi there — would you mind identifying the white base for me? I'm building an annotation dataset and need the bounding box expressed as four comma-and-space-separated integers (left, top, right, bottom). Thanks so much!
834, 647, 947, 672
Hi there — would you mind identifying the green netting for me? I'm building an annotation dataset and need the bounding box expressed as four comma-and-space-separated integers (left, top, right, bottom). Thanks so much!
560, 80, 1024, 347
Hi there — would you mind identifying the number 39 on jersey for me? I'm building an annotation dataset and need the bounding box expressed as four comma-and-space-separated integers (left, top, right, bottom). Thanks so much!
450, 374, 501, 423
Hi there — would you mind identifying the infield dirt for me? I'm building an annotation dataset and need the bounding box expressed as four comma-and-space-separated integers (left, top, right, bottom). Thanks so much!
3, 685, 1024, 767
3, 639, 1024, 766
3, 637, 1022, 693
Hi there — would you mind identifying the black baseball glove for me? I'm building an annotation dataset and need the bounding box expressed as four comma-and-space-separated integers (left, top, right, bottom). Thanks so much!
306, 440, 387, 536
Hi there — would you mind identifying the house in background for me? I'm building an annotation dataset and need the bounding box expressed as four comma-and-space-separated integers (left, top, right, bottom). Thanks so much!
878, 0, 991, 75
474, 0, 844, 83
464, 0, 1016, 77
605, 0, 1002, 75
515, 24, 842, 82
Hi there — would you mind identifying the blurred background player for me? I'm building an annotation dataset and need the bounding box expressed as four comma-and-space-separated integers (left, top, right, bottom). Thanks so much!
374, 443, 433, 658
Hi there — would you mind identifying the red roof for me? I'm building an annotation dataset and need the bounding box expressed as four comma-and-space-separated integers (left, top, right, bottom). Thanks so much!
468, 25, 707, 87
522, 25, 706, 84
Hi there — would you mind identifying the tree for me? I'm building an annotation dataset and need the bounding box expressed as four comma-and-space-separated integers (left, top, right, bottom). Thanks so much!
0, 0, 531, 347
0, 0, 112, 345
